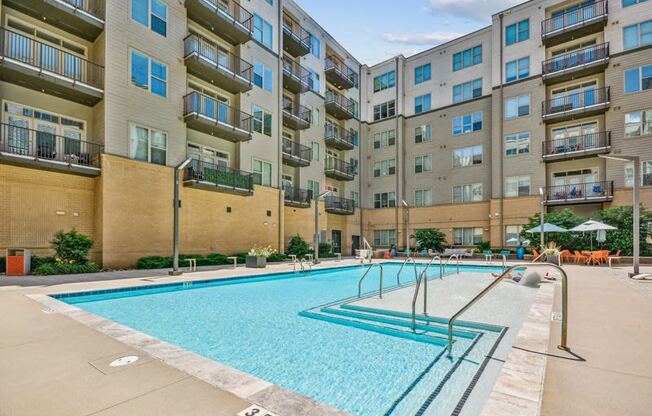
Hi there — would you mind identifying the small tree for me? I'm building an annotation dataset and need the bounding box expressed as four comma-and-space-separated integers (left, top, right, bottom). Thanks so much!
414, 229, 447, 253
51, 229, 94, 264
520, 208, 590, 250
595, 205, 652, 256
286, 234, 311, 257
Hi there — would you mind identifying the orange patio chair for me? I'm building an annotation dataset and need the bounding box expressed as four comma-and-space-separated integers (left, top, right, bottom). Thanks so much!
608, 250, 622, 268
532, 249, 543, 262
574, 250, 589, 264
560, 250, 572, 264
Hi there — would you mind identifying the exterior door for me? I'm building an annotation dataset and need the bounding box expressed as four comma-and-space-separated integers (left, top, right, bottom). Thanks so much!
35, 121, 57, 159
331, 230, 342, 254
351, 235, 360, 256
6, 116, 30, 155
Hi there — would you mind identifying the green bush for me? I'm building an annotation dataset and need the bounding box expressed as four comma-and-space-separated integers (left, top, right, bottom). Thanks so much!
0, 256, 4, 274
267, 253, 288, 263
477, 241, 491, 252
136, 256, 173, 269
287, 234, 312, 257
135, 252, 289, 270
318, 242, 333, 255
415, 228, 447, 252
34, 262, 101, 276
51, 229, 94, 264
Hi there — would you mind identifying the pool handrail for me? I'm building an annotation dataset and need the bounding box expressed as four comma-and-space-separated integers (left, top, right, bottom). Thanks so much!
442, 254, 460, 274
446, 262, 569, 357
395, 257, 419, 286
411, 270, 426, 330
299, 257, 312, 272
357, 263, 384, 298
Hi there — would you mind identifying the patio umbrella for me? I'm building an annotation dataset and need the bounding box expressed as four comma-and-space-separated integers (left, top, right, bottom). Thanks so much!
526, 223, 568, 245
570, 220, 617, 250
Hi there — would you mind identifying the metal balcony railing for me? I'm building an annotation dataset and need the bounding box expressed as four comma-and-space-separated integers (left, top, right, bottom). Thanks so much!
325, 123, 355, 148
282, 13, 310, 46
282, 138, 311, 161
325, 90, 355, 115
185, 159, 254, 192
58, 0, 105, 20
184, 91, 253, 133
324, 195, 355, 214
184, 33, 252, 82
0, 122, 103, 168
201, 0, 253, 33
0, 27, 104, 90
541, 0, 608, 38
325, 157, 355, 177
325, 55, 357, 86
283, 185, 312, 205
543, 181, 613, 202
542, 87, 610, 117
543, 131, 611, 157
282, 97, 312, 124
282, 57, 310, 85
542, 43, 609, 76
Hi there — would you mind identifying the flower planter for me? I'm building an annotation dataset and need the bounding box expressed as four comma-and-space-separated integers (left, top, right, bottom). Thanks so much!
246, 255, 267, 268
545, 254, 560, 265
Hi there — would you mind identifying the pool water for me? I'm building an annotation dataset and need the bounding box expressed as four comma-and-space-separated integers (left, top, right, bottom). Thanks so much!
59, 264, 508, 415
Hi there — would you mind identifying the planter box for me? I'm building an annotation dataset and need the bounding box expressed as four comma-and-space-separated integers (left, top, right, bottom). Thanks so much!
246, 255, 267, 268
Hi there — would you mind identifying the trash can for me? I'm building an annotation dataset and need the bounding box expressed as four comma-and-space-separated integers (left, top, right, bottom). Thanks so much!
516, 246, 526, 260
6, 249, 31, 276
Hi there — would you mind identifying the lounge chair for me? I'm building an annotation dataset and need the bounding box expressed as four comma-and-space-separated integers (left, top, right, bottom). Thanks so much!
608, 250, 622, 268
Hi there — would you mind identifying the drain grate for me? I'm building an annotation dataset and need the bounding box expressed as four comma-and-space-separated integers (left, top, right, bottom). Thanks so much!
109, 355, 139, 367
551, 312, 563, 322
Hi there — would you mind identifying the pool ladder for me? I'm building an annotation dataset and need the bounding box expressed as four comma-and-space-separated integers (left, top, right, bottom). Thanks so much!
357, 263, 384, 298
299, 258, 312, 272
395, 257, 419, 286
410, 254, 461, 330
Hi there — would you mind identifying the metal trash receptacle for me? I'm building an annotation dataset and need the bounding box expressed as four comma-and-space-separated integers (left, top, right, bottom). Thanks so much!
6, 249, 31, 276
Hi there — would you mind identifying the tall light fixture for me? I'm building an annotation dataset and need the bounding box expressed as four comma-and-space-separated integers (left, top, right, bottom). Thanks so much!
170, 158, 193, 276
402, 200, 411, 256
314, 190, 332, 264
539, 187, 545, 248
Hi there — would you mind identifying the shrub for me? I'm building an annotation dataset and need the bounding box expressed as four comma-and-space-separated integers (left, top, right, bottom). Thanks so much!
51, 229, 94, 264
0, 256, 4, 274
415, 229, 447, 253
594, 205, 652, 256
287, 234, 311, 257
136, 256, 173, 269
477, 241, 491, 252
267, 253, 288, 263
318, 242, 333, 255
34, 262, 101, 276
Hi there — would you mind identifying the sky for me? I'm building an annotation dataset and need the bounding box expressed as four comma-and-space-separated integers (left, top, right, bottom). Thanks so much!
294, 0, 523, 66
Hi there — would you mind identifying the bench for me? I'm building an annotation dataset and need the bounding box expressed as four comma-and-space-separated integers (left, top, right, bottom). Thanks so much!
442, 248, 472, 258
227, 256, 238, 269
186, 258, 197, 272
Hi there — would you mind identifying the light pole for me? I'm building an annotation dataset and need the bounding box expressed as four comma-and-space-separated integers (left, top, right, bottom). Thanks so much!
313, 190, 332, 264
170, 158, 193, 276
599, 154, 640, 276
402, 200, 410, 256
539, 187, 545, 248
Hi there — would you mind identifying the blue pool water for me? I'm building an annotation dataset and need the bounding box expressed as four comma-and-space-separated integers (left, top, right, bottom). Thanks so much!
58, 264, 507, 415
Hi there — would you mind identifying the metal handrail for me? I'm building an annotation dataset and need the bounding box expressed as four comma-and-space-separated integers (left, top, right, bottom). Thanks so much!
542, 42, 609, 76
541, 0, 607, 38
446, 262, 569, 356
411, 255, 442, 329
442, 254, 460, 274
362, 238, 373, 263
411, 271, 426, 330
357, 263, 384, 298
395, 257, 419, 286
542, 87, 610, 117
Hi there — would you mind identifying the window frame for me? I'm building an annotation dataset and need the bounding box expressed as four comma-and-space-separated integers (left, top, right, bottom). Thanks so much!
131, 0, 168, 37
452, 111, 482, 135
624, 64, 652, 94
414, 63, 431, 84
505, 175, 531, 197
504, 94, 530, 119
129, 122, 167, 166
414, 93, 431, 114
130, 49, 167, 98
452, 145, 483, 168
505, 132, 531, 157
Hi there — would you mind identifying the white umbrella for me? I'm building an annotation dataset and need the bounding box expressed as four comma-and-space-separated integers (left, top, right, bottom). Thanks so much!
570, 220, 617, 250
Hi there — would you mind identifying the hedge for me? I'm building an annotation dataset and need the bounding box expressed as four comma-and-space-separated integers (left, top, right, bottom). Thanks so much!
136, 253, 288, 270
33, 262, 101, 276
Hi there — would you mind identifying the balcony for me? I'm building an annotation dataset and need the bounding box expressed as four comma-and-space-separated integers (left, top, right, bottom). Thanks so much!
543, 181, 613, 205
282, 138, 311, 167
542, 131, 611, 161
185, 0, 253, 45
542, 87, 610, 123
324, 195, 355, 215
325, 56, 356, 90
325, 157, 355, 181
324, 123, 355, 151
282, 98, 311, 130
0, 122, 102, 176
184, 159, 253, 195
284, 186, 312, 208
184, 34, 253, 94
4, 0, 104, 41
325, 90, 356, 120
282, 13, 311, 57
541, 0, 608, 47
183, 91, 253, 142
542, 43, 609, 84
0, 28, 104, 106
282, 57, 310, 94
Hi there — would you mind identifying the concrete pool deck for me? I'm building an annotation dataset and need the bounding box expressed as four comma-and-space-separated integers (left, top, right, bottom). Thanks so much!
1, 259, 651, 415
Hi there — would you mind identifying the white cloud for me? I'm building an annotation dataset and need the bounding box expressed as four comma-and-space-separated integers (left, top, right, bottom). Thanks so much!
382, 31, 464, 46
427, 0, 522, 22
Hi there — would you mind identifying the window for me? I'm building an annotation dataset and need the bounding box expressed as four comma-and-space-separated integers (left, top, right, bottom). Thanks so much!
252, 105, 272, 136
253, 14, 273, 49
453, 145, 483, 168
505, 95, 530, 119
415, 125, 432, 143
415, 189, 432, 207
130, 50, 166, 97
308, 68, 320, 93
374, 70, 396, 92
453, 228, 483, 245
350, 157, 359, 174
625, 65, 652, 93
415, 155, 432, 173
452, 112, 482, 135
253, 61, 273, 92
373, 129, 396, 149
506, 225, 524, 245
374, 192, 396, 209
312, 106, 320, 126
453, 79, 482, 103
506, 19, 529, 45
623, 0, 649, 6
310, 34, 320, 58
505, 176, 531, 197
253, 159, 272, 187
374, 229, 396, 246
350, 191, 359, 207
453, 45, 482, 71
505, 132, 530, 156
310, 141, 320, 161
132, 0, 167, 36
373, 159, 396, 177
307, 180, 320, 198
625, 161, 652, 187
623, 20, 652, 50
187, 143, 229, 167
505, 57, 530, 82
373, 100, 395, 121
414, 63, 431, 84
452, 183, 483, 203
625, 109, 652, 137
130, 124, 167, 165
414, 94, 431, 114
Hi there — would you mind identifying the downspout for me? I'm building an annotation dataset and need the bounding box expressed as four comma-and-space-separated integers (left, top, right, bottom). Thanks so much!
499, 14, 505, 249
277, 0, 284, 253
358, 63, 363, 251
394, 56, 400, 248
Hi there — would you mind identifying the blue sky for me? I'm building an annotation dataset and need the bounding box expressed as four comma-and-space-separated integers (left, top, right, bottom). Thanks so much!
295, 0, 522, 65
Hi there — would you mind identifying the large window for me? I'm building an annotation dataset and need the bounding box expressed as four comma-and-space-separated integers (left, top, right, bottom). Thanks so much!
453, 228, 483, 245
307, 179, 320, 197
252, 105, 272, 136
308, 68, 320, 93
374, 192, 396, 208
505, 57, 530, 82
505, 95, 530, 119
130, 124, 167, 165
310, 141, 320, 160
453, 145, 483, 168
253, 159, 272, 187
310, 34, 320, 58
506, 19, 529, 45
373, 129, 396, 149
253, 14, 273, 49
132, 0, 167, 36
505, 132, 530, 156
374, 70, 396, 92
453, 79, 482, 103
414, 94, 431, 114
452, 183, 483, 203
415, 155, 432, 173
505, 176, 530, 197
506, 225, 524, 245
131, 50, 167, 97
415, 125, 432, 143
253, 61, 273, 92
415, 189, 432, 207
625, 161, 652, 187
453, 112, 482, 135
623, 20, 652, 50
625, 109, 652, 138
373, 100, 395, 121
350, 191, 359, 208
453, 45, 482, 71
625, 65, 652, 94
373, 159, 396, 177
623, 0, 649, 6
414, 63, 431, 84
374, 229, 396, 246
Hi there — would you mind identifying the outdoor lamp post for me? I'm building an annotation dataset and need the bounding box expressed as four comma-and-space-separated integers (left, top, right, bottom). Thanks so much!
402, 200, 410, 256
314, 190, 332, 264
599, 154, 640, 277
170, 157, 193, 276
539, 187, 545, 248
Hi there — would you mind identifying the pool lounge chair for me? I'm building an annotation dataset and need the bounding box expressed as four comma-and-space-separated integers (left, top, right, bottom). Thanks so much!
608, 250, 622, 268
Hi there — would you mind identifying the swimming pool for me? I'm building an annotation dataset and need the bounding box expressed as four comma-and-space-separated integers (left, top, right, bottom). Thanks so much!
55, 263, 526, 415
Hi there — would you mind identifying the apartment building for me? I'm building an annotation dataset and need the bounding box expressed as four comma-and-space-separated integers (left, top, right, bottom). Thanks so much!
360, 0, 652, 249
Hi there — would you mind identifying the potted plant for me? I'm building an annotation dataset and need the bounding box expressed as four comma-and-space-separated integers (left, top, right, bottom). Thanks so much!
246, 245, 275, 268
543, 242, 560, 265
